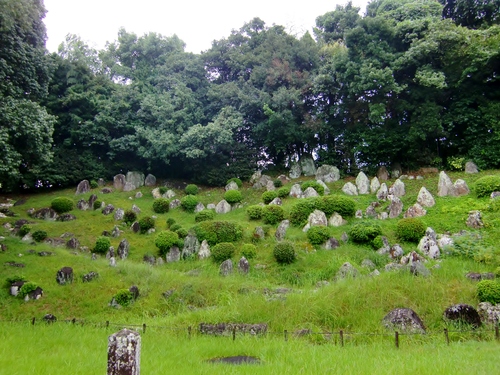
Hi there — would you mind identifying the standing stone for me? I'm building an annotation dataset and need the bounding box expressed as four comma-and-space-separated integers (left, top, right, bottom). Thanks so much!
135, 192, 143, 199
109, 257, 116, 267
129, 286, 140, 300
89, 194, 98, 208
443, 304, 481, 328
66, 237, 80, 250
466, 210, 483, 229
113, 174, 126, 190
356, 172, 370, 194
315, 165, 340, 183
437, 171, 455, 197
131, 205, 141, 214
342, 182, 358, 196
144, 174, 156, 186
328, 213, 346, 227
76, 180, 91, 195
107, 329, 141, 375
404, 203, 427, 218
215, 200, 231, 214
377, 166, 389, 181
307, 210, 328, 228
56, 267, 73, 285
266, 180, 276, 191
169, 199, 181, 209
97, 178, 106, 187
275, 220, 289, 241
289, 163, 302, 179
269, 197, 282, 206
238, 257, 250, 274
382, 308, 426, 333
114, 208, 125, 221
219, 259, 233, 276
418, 231, 440, 259
126, 172, 145, 189
464, 161, 478, 174
164, 190, 176, 199
303, 187, 319, 198
391, 163, 402, 179
130, 222, 140, 233
117, 239, 130, 260
390, 179, 405, 197
198, 240, 211, 260
123, 182, 136, 192
454, 179, 470, 196
289, 184, 303, 198
254, 226, 265, 240
316, 180, 330, 195
388, 196, 403, 218
103, 204, 115, 215
249, 171, 262, 184
376, 183, 388, 201
417, 187, 435, 207
77, 199, 90, 211
370, 177, 381, 194
299, 155, 316, 176
366, 203, 378, 218
182, 234, 200, 259
194, 203, 205, 213
324, 238, 340, 250
151, 188, 161, 199
225, 181, 239, 191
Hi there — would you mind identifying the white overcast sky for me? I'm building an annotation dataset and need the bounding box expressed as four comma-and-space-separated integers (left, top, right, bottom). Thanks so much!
43, 0, 369, 54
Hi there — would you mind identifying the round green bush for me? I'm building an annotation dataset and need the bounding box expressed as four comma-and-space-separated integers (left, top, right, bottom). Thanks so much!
306, 226, 330, 245
262, 205, 285, 225
159, 186, 168, 195
372, 235, 386, 250
18, 282, 39, 299
246, 205, 264, 220
273, 179, 283, 188
138, 216, 155, 234
166, 218, 176, 228
114, 289, 133, 307
224, 190, 243, 204
155, 230, 179, 256
185, 184, 199, 195
273, 242, 296, 264
348, 222, 383, 243
175, 227, 188, 239
316, 195, 356, 217
212, 242, 236, 263
193, 221, 243, 246
153, 198, 170, 214
93, 236, 111, 254
90, 180, 98, 189
32, 230, 47, 242
181, 195, 198, 213
51, 197, 74, 213
396, 218, 425, 242
195, 209, 216, 223
477, 280, 500, 304
289, 198, 317, 226
277, 187, 290, 199
123, 210, 137, 225
169, 223, 182, 232
93, 200, 102, 210
301, 181, 324, 195
226, 178, 243, 188
18, 224, 31, 237
262, 191, 278, 204
241, 243, 257, 259
474, 175, 500, 198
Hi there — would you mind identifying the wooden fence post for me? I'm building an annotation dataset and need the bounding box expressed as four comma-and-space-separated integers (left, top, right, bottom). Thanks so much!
395, 331, 399, 349
31, 317, 36, 326
495, 325, 499, 341
142, 323, 146, 334
188, 326, 192, 339
339, 330, 344, 347
284, 330, 288, 342
107, 329, 141, 375
444, 328, 450, 345
232, 326, 236, 341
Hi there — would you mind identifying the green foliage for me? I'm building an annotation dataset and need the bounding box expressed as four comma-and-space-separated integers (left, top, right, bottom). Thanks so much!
224, 190, 243, 204
6, 275, 25, 286
18, 282, 39, 299
51, 197, 74, 213
175, 227, 188, 239
90, 180, 98, 189
273, 242, 296, 264
166, 218, 176, 228
348, 222, 383, 244
211, 242, 236, 263
306, 226, 331, 245
32, 230, 47, 242
262, 205, 285, 225
159, 187, 168, 195
193, 221, 243, 246
474, 176, 500, 198
316, 195, 356, 217
152, 198, 170, 214
169, 223, 182, 232
226, 178, 242, 188
93, 236, 110, 254
273, 179, 283, 188
262, 191, 278, 204
372, 235, 385, 250
18, 224, 31, 237
185, 184, 199, 195
447, 156, 466, 171
396, 218, 426, 243
138, 216, 155, 234
289, 199, 317, 226
241, 243, 257, 259
180, 195, 198, 213
277, 187, 290, 198
155, 230, 179, 256
476, 280, 500, 304
93, 200, 102, 210
301, 181, 324, 195
487, 198, 500, 212
114, 289, 133, 307
246, 205, 264, 220
195, 209, 215, 223
123, 210, 137, 225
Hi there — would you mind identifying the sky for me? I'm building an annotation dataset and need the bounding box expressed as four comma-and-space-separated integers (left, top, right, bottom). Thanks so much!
43, 0, 370, 54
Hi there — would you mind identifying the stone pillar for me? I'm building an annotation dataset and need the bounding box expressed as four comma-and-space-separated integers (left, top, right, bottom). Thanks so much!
107, 329, 141, 375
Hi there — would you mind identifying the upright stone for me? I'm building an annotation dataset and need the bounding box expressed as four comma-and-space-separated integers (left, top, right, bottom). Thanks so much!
56, 267, 73, 285
166, 246, 181, 263
391, 163, 402, 179
289, 163, 302, 179
315, 165, 340, 183
275, 220, 289, 241
417, 187, 435, 207
289, 184, 303, 198
215, 199, 231, 214
376, 183, 388, 201
328, 213, 347, 227
299, 155, 316, 176
377, 166, 389, 181
225, 181, 239, 191
198, 240, 211, 260
126, 172, 145, 189
113, 174, 126, 191
238, 257, 250, 274
370, 177, 380, 194
249, 171, 262, 185
144, 174, 156, 186
107, 329, 141, 375
356, 172, 370, 194
117, 239, 130, 260
464, 161, 478, 174
182, 234, 200, 259
303, 187, 319, 198
219, 259, 233, 276
388, 196, 403, 218
194, 203, 205, 213
316, 180, 330, 195
342, 182, 358, 196
114, 208, 124, 221
123, 182, 136, 192
390, 179, 405, 197
454, 179, 470, 196
76, 180, 90, 195
437, 171, 455, 197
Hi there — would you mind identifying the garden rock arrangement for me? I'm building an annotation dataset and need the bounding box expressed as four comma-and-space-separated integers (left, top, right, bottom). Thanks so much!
382, 308, 426, 333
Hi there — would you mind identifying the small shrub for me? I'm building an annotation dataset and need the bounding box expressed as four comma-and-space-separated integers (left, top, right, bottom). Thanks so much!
193, 221, 243, 246
316, 195, 356, 217
348, 222, 382, 243
170, 223, 182, 232
155, 230, 179, 256
396, 218, 425, 242
153, 198, 170, 214
273, 179, 283, 188
447, 156, 466, 171
185, 184, 199, 195
277, 187, 290, 199
301, 181, 324, 195
224, 190, 243, 204
246, 205, 264, 220
114, 289, 133, 307
123, 210, 137, 225
372, 235, 386, 250
195, 209, 216, 223
93, 200, 102, 210
18, 282, 39, 299
477, 280, 500, 304
227, 178, 243, 188
262, 205, 285, 225
175, 227, 188, 239
32, 230, 47, 242
262, 191, 278, 204
93, 236, 111, 254
51, 197, 74, 213
181, 195, 198, 213
138, 216, 155, 234
211, 242, 236, 263
273, 242, 296, 264
241, 244, 257, 259
6, 275, 25, 286
307, 226, 330, 245
159, 186, 168, 195
18, 224, 31, 237
289, 198, 317, 226
475, 176, 500, 198
90, 180, 98, 189
166, 218, 176, 228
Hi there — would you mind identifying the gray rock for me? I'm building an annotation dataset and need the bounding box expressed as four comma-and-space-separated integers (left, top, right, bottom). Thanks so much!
66, 237, 80, 250
382, 308, 426, 333
404, 203, 427, 218
57, 213, 77, 222
266, 180, 276, 191
366, 202, 378, 218
151, 188, 161, 199
355, 209, 363, 219
82, 271, 99, 283
269, 197, 282, 206
131, 204, 141, 214
88, 194, 98, 208
437, 234, 454, 250
377, 166, 389, 181
289, 163, 302, 179
164, 189, 176, 199
454, 179, 470, 196
335, 262, 359, 280
135, 192, 143, 199
370, 177, 381, 194
418, 234, 440, 259
97, 178, 105, 187
143, 254, 155, 265
31, 208, 58, 221
385, 263, 404, 272
477, 302, 500, 325
109, 257, 116, 267
144, 174, 156, 186
182, 234, 200, 259
238, 257, 250, 274
101, 187, 112, 194
130, 222, 140, 233
417, 187, 435, 207
315, 165, 340, 183
356, 172, 370, 194
390, 179, 405, 197
389, 244, 404, 259
215, 199, 231, 214
123, 182, 136, 192
299, 155, 316, 176
464, 161, 478, 174
388, 196, 403, 218
114, 208, 124, 221
369, 269, 381, 277
169, 199, 181, 209
56, 267, 73, 285
77, 199, 89, 211
207, 203, 216, 210
316, 179, 330, 195
166, 246, 180, 263
102, 204, 114, 215
126, 171, 145, 189
361, 259, 376, 270
254, 226, 266, 240
341, 232, 349, 243
194, 202, 205, 213
225, 181, 239, 191
491, 192, 500, 199
391, 163, 402, 179
443, 304, 481, 327
324, 237, 340, 250
328, 213, 347, 227
275, 220, 289, 241
303, 187, 319, 198
410, 262, 431, 277
466, 210, 483, 229
219, 259, 234, 276
400, 251, 425, 265
249, 171, 262, 184
198, 240, 211, 260
253, 174, 272, 190
437, 171, 456, 197
342, 182, 358, 196
289, 184, 303, 198
376, 183, 388, 201
117, 239, 130, 260
113, 174, 126, 190
76, 180, 91, 195
307, 210, 327, 228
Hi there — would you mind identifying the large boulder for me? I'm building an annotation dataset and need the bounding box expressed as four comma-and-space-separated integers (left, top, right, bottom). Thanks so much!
356, 172, 370, 194
388, 196, 403, 218
342, 182, 358, 196
390, 179, 405, 197
76, 180, 90, 195
299, 155, 316, 176
370, 177, 381, 194
304, 210, 327, 232
404, 203, 427, 218
437, 171, 456, 197
382, 308, 426, 333
289, 184, 303, 198
253, 174, 273, 190
126, 171, 145, 189
198, 240, 211, 260
113, 174, 126, 190
182, 234, 200, 259
31, 208, 58, 221
123, 182, 136, 192
315, 165, 340, 183
477, 302, 500, 325
443, 304, 481, 328
144, 174, 156, 186
377, 166, 389, 181
225, 181, 239, 191
464, 161, 478, 174
117, 239, 130, 260
454, 179, 470, 196
289, 163, 302, 179
219, 259, 233, 276
303, 187, 319, 198
215, 200, 231, 214
417, 187, 435, 207
275, 220, 289, 241
417, 228, 440, 259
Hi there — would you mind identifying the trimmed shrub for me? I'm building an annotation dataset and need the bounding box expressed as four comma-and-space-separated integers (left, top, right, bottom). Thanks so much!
262, 191, 278, 204
477, 280, 500, 304
262, 205, 285, 225
246, 205, 264, 220
138, 216, 155, 234
123, 210, 137, 225
372, 235, 385, 250
155, 230, 179, 256
166, 218, 176, 228
227, 178, 243, 188
301, 181, 324, 195
193, 221, 243, 246
289, 198, 317, 226
474, 175, 500, 198
51, 197, 74, 213
211, 242, 236, 263
152, 198, 170, 214
169, 223, 182, 232
224, 190, 243, 204
159, 186, 168, 195
90, 180, 98, 189
181, 195, 198, 212
93, 236, 111, 254
32, 230, 47, 242
18, 282, 39, 299
273, 242, 296, 264
241, 243, 257, 259
396, 218, 426, 242
114, 289, 133, 307
175, 227, 188, 239
185, 184, 199, 195
273, 179, 283, 188
307, 226, 330, 245
348, 222, 382, 244
18, 224, 31, 237
93, 200, 102, 210
316, 195, 356, 217
277, 187, 290, 199
6, 275, 25, 285
195, 209, 216, 223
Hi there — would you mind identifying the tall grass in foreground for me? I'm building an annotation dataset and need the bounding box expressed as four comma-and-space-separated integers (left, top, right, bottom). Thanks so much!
0, 322, 498, 375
